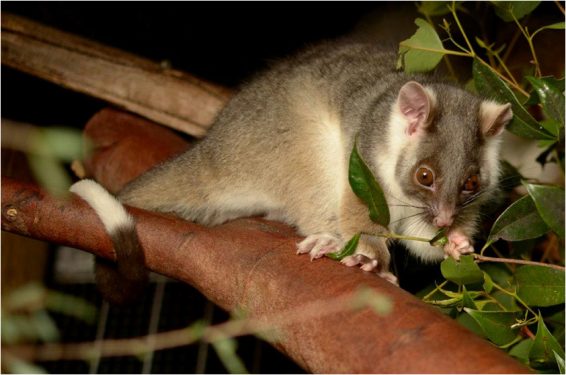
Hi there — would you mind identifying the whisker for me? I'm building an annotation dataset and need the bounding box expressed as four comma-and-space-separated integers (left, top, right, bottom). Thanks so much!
388, 203, 428, 209
389, 210, 428, 226
386, 193, 420, 207
461, 182, 508, 208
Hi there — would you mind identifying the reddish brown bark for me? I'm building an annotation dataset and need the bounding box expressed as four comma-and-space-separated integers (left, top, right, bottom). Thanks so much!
1, 109, 530, 373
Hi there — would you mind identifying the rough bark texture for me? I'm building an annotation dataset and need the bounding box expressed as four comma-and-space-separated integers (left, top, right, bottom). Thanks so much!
1, 108, 531, 373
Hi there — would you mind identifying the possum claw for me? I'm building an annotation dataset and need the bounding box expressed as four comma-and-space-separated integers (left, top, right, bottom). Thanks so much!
444, 230, 475, 260
341, 254, 398, 285
297, 233, 342, 260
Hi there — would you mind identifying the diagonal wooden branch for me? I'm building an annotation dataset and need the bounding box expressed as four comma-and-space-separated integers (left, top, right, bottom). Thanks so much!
0, 108, 530, 373
1, 13, 233, 138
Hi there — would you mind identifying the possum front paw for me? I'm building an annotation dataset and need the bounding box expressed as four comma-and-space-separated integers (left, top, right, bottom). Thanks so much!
444, 230, 475, 260
341, 254, 398, 285
340, 235, 397, 285
297, 233, 398, 285
297, 233, 344, 260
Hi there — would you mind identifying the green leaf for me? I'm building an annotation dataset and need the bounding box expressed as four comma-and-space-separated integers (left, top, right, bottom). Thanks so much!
483, 271, 494, 293
474, 300, 499, 311
492, 1, 541, 22
31, 310, 60, 343
472, 59, 555, 140
555, 351, 566, 374
464, 309, 521, 346
480, 263, 514, 288
509, 339, 534, 364
5, 357, 47, 374
539, 21, 566, 30
46, 290, 98, 324
532, 22, 566, 39
398, 18, 446, 73
538, 120, 562, 139
348, 141, 390, 226
491, 290, 521, 312
32, 127, 85, 162
515, 265, 565, 307
526, 76, 565, 107
326, 233, 361, 261
547, 310, 565, 346
417, 1, 451, 16
212, 338, 249, 374
456, 311, 486, 338
28, 155, 72, 196
441, 255, 484, 286
2, 315, 43, 344
462, 286, 478, 309
525, 183, 565, 240
429, 228, 448, 247
485, 195, 549, 248
4, 283, 46, 311
526, 76, 565, 130
529, 314, 564, 368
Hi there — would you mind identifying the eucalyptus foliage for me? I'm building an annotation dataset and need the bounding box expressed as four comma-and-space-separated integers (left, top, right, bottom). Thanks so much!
399, 2, 565, 372
335, 1, 565, 372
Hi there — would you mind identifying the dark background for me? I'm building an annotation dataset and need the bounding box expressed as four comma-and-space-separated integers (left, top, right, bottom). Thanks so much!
2, 2, 564, 373
2, 2, 392, 127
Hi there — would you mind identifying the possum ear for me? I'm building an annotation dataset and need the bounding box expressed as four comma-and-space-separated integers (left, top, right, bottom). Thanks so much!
397, 81, 435, 136
480, 101, 513, 137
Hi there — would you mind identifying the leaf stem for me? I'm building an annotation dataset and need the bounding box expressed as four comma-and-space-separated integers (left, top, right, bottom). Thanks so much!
442, 24, 472, 54
422, 280, 449, 301
474, 254, 565, 272
521, 326, 536, 339
424, 14, 459, 81
512, 14, 542, 77
491, 282, 538, 318
487, 45, 521, 88
2, 290, 376, 362
376, 232, 434, 243
555, 0, 565, 16
397, 43, 470, 57
476, 58, 530, 98
449, 1, 476, 56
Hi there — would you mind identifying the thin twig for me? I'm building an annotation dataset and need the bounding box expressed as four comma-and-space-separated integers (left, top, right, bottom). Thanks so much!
449, 1, 476, 56
474, 254, 565, 271
555, 0, 565, 15
521, 326, 536, 340
398, 43, 470, 57
512, 14, 542, 77
376, 232, 434, 244
501, 27, 523, 67
2, 288, 385, 363
423, 13, 459, 81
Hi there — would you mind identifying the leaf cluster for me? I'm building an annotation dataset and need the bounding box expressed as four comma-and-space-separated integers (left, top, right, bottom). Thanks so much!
395, 1, 565, 372
325, 2, 564, 372
425, 258, 564, 371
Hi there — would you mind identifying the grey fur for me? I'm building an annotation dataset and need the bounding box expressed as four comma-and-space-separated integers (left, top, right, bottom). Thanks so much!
117, 40, 510, 276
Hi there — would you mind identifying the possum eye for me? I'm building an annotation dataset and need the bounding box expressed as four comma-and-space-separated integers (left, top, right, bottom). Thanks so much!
416, 167, 434, 187
463, 174, 480, 193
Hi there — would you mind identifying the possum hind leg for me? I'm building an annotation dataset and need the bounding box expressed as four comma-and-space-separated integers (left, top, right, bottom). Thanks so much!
117, 150, 283, 226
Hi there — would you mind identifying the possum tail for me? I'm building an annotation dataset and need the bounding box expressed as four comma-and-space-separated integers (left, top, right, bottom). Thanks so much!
70, 179, 148, 305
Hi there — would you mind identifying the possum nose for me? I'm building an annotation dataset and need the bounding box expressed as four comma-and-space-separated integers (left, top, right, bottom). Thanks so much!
433, 216, 453, 228
433, 206, 455, 228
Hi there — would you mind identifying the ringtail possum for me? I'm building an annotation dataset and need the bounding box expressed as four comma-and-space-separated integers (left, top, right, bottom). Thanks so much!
70, 40, 513, 303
